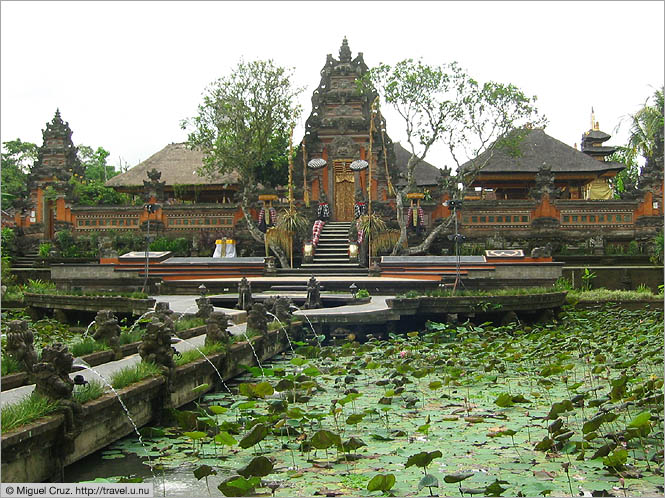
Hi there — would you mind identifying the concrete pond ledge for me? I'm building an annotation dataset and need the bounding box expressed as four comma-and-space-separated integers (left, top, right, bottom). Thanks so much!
24, 293, 156, 315
1, 326, 210, 392
1, 327, 299, 483
386, 292, 568, 315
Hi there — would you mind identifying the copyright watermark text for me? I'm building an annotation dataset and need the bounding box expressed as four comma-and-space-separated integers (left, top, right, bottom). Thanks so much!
1, 484, 153, 497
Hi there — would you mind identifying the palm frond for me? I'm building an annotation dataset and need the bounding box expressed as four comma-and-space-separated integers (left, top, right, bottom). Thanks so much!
277, 208, 308, 236
372, 229, 402, 256
265, 226, 292, 255
356, 213, 387, 236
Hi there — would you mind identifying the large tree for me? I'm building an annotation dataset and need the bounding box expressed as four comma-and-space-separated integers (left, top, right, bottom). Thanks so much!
182, 59, 303, 267
1, 139, 37, 211
361, 59, 545, 255
78, 145, 119, 183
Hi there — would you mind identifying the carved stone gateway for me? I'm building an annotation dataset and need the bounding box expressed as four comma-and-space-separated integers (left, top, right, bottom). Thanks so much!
328, 136, 360, 159
296, 38, 398, 222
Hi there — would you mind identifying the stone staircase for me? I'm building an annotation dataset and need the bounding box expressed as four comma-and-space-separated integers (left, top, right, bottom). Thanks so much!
12, 249, 40, 269
298, 221, 366, 275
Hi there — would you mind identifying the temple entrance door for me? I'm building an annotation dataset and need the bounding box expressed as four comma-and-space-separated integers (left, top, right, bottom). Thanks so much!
43, 199, 54, 240
333, 160, 354, 221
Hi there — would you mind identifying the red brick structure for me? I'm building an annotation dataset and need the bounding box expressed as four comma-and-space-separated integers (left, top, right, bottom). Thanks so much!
12, 42, 663, 259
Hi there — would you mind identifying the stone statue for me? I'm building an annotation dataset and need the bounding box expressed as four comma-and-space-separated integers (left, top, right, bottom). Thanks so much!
6, 320, 39, 374
530, 246, 552, 258
236, 277, 253, 311
205, 311, 231, 348
246, 303, 268, 337
196, 295, 214, 319
273, 296, 292, 323
530, 163, 561, 200
92, 310, 122, 360
138, 316, 176, 396
32, 343, 82, 448
143, 168, 166, 203
263, 295, 292, 323
154, 301, 176, 330
304, 276, 322, 309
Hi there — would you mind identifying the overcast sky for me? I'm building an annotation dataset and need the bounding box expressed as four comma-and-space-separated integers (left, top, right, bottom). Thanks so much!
1, 1, 663, 172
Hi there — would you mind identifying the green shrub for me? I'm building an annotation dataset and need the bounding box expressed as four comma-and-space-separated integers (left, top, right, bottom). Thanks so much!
1, 227, 16, 257
356, 289, 370, 299
1, 255, 16, 287
110, 362, 162, 389
38, 242, 52, 258
149, 236, 191, 256
580, 268, 596, 291
627, 240, 641, 255
650, 230, 664, 265
554, 277, 574, 291
23, 279, 56, 294
112, 232, 145, 254
55, 230, 99, 258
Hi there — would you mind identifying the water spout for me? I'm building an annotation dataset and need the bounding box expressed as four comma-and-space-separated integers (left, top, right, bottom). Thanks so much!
172, 335, 231, 393
74, 364, 160, 493
266, 311, 295, 355
239, 331, 266, 379
289, 304, 322, 349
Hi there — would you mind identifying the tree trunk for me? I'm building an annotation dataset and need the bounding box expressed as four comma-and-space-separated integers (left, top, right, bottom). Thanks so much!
406, 216, 454, 255
240, 188, 290, 268
390, 189, 408, 256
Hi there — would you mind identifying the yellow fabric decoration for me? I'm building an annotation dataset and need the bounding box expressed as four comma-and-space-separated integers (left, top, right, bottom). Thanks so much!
585, 178, 612, 200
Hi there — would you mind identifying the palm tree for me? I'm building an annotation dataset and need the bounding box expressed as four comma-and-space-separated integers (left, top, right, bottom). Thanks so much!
619, 87, 664, 168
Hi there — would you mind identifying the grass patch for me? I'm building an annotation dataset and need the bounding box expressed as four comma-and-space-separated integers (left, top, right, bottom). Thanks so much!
73, 379, 106, 404
568, 288, 664, 303
267, 319, 291, 331
398, 286, 556, 298
1, 393, 59, 432
174, 342, 226, 366
21, 281, 148, 299
70, 337, 109, 357
119, 329, 144, 345
110, 362, 162, 390
1, 352, 21, 376
175, 316, 206, 332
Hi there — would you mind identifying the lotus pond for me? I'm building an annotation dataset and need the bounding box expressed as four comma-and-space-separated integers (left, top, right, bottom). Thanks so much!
66, 307, 664, 497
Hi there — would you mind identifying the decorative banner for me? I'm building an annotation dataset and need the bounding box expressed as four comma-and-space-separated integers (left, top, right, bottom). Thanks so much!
350, 159, 369, 171
302, 142, 309, 207
307, 158, 327, 170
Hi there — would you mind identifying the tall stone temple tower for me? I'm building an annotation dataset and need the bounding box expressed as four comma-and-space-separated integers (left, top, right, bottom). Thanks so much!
25, 110, 84, 239
296, 38, 398, 221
